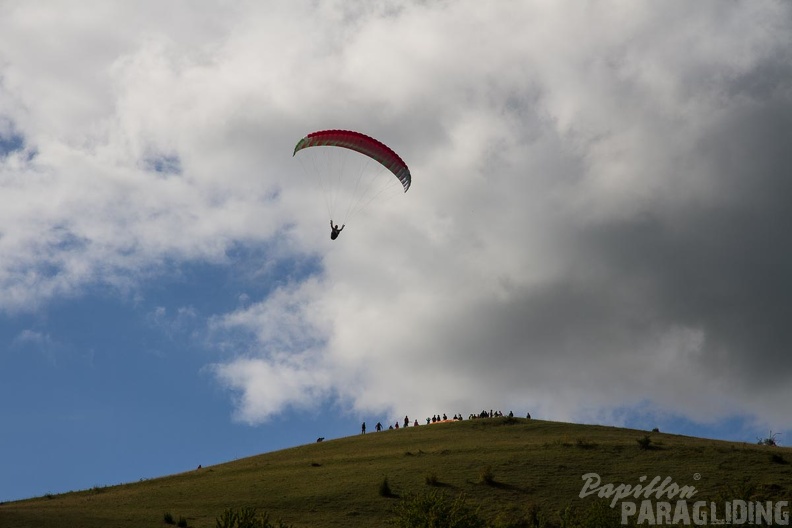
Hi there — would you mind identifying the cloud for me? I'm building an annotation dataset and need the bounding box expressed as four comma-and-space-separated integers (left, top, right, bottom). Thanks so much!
2, 1, 791, 432
206, 1, 792, 429
0, 2, 288, 311
208, 279, 334, 422
146, 305, 199, 341
12, 329, 64, 365
13, 328, 54, 346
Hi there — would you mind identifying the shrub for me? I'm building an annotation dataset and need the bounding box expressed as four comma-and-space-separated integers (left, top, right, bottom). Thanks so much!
177, 516, 188, 527
524, 503, 550, 528
491, 504, 549, 528
425, 473, 440, 486
391, 491, 486, 528
379, 476, 394, 497
636, 435, 652, 450
758, 430, 780, 446
164, 512, 175, 525
215, 507, 292, 528
215, 508, 238, 528
478, 466, 495, 485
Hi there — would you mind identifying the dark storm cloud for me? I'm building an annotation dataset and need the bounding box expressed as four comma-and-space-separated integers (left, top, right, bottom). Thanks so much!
572, 83, 792, 387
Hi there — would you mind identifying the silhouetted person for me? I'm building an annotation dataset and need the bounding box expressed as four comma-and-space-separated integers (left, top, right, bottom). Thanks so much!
330, 220, 345, 240
361, 422, 366, 434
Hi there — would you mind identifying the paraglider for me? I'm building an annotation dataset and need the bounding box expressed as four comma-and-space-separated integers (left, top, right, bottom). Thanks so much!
330, 220, 345, 240
293, 130, 411, 236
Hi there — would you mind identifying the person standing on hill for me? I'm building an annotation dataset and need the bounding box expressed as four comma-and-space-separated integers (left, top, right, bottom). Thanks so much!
361, 422, 366, 434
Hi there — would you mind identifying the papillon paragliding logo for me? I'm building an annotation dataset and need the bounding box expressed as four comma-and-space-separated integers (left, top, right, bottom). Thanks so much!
293, 130, 412, 227
579, 473, 790, 526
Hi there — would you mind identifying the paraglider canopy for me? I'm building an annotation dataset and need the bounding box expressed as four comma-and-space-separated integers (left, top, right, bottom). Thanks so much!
293, 129, 412, 227
293, 130, 411, 192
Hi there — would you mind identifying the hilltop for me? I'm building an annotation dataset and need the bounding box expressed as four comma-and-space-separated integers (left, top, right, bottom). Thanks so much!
1, 418, 790, 527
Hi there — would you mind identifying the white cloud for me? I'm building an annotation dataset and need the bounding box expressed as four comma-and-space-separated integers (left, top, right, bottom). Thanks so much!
1, 2, 288, 311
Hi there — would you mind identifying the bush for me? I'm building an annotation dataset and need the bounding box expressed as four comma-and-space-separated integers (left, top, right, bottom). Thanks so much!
177, 516, 188, 528
379, 476, 394, 497
636, 435, 652, 450
164, 512, 175, 525
425, 473, 440, 486
491, 504, 549, 528
758, 430, 780, 446
215, 507, 292, 528
478, 466, 495, 486
391, 491, 486, 528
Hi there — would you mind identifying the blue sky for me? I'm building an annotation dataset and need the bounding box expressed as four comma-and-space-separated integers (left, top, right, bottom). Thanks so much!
0, 256, 360, 500
2, 0, 792, 503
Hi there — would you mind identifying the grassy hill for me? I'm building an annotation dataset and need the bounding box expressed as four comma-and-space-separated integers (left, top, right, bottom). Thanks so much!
2, 418, 790, 527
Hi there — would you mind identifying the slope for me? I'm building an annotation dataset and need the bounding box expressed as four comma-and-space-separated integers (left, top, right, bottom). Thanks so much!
1, 418, 790, 527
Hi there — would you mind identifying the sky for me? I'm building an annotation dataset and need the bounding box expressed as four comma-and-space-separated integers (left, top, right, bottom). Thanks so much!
1, 0, 791, 502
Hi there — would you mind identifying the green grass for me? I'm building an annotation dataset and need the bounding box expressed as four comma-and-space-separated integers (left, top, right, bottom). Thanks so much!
2, 418, 790, 527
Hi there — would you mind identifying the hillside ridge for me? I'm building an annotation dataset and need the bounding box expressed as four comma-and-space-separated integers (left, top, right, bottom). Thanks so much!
2, 418, 790, 527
